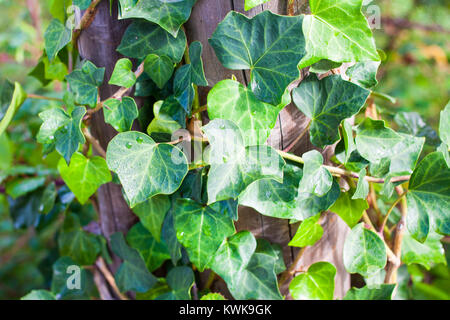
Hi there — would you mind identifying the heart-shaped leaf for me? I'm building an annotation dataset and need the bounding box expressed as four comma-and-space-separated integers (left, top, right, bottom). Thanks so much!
109, 58, 136, 88
66, 61, 105, 107
289, 262, 336, 300
144, 54, 174, 89
103, 97, 139, 132
44, 19, 71, 62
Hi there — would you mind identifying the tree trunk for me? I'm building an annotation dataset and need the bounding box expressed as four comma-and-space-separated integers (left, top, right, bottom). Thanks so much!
78, 0, 350, 299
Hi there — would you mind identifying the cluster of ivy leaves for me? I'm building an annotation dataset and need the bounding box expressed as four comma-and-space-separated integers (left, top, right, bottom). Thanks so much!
0, 0, 449, 301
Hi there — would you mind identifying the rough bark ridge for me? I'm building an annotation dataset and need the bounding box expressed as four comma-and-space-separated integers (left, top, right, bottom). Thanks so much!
78, 0, 350, 299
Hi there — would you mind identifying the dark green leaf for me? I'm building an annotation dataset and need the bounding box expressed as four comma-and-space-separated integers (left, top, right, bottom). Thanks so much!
132, 195, 170, 242
6, 176, 46, 199
144, 54, 174, 89
344, 284, 395, 300
346, 61, 380, 89
44, 19, 71, 62
66, 61, 105, 107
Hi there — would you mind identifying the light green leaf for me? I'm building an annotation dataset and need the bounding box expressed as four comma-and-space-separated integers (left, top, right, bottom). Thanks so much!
6, 176, 46, 199
147, 100, 183, 135
21, 290, 56, 300
106, 131, 188, 208
43, 55, 68, 81
343, 223, 387, 277
298, 150, 332, 196
0, 82, 27, 137
335, 120, 369, 172
289, 214, 324, 247
109, 58, 136, 88
292, 74, 370, 148
131, 195, 170, 242
201, 293, 226, 300
144, 54, 174, 89
202, 119, 285, 203
207, 79, 284, 146
209, 11, 305, 105
439, 102, 450, 146
210, 231, 283, 300
353, 168, 369, 200
126, 222, 171, 272
66, 61, 105, 107
330, 190, 368, 228
174, 198, 235, 271
110, 232, 157, 293
344, 284, 395, 300
300, 0, 379, 68
402, 230, 446, 270
118, 0, 197, 37
117, 20, 186, 61
44, 19, 72, 62
406, 152, 450, 242
58, 213, 101, 266
346, 61, 380, 89
244, 0, 271, 10
58, 153, 112, 204
103, 97, 138, 132
289, 262, 336, 300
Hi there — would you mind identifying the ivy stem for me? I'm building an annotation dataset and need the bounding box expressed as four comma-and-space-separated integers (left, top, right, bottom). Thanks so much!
95, 257, 128, 300
72, 0, 102, 46
204, 271, 216, 290
282, 121, 311, 153
379, 191, 407, 234
192, 105, 208, 115
27, 94, 64, 102
278, 246, 308, 288
369, 182, 383, 224
82, 127, 106, 158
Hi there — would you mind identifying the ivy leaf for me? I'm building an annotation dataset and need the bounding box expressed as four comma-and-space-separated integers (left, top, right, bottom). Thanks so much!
44, 19, 71, 62
162, 210, 182, 264
126, 222, 171, 272
209, 11, 305, 105
298, 150, 333, 196
21, 290, 56, 300
173, 198, 235, 271
66, 61, 105, 107
144, 54, 174, 89
147, 99, 184, 135
58, 213, 101, 266
73, 0, 91, 10
106, 131, 189, 208
292, 74, 370, 148
0, 78, 15, 120
6, 176, 46, 199
110, 232, 157, 293
210, 231, 283, 300
202, 119, 285, 203
109, 58, 136, 88
54, 106, 87, 164
117, 20, 186, 62
330, 191, 369, 228
343, 284, 396, 300
103, 97, 139, 132
57, 152, 112, 204
402, 230, 446, 270
343, 223, 387, 277
0, 82, 27, 137
288, 214, 324, 247
439, 102, 450, 146
118, 0, 197, 37
131, 195, 170, 242
40, 182, 57, 214
300, 0, 380, 68
244, 0, 271, 10
406, 152, 450, 242
207, 79, 285, 146
335, 120, 369, 172
356, 118, 425, 177
353, 168, 369, 200
188, 41, 207, 87
157, 267, 195, 300
346, 61, 380, 89
200, 293, 226, 300
289, 262, 336, 300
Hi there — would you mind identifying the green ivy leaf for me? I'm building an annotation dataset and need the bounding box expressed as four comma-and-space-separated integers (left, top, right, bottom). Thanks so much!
406, 152, 450, 242
58, 213, 101, 265
346, 61, 380, 89
0, 78, 15, 120
330, 191, 368, 228
207, 79, 285, 146
289, 262, 336, 300
117, 20, 186, 62
5, 176, 46, 199
144, 54, 174, 89
173, 198, 235, 271
66, 61, 105, 107
356, 118, 425, 176
300, 0, 380, 68
209, 11, 305, 105
343, 284, 396, 300
40, 182, 57, 214
109, 58, 136, 88
439, 102, 449, 146
292, 74, 370, 148
200, 293, 226, 300
210, 231, 283, 300
126, 222, 171, 272
0, 82, 27, 137
157, 267, 195, 300
118, 0, 197, 37
73, 0, 91, 10
147, 99, 184, 135
202, 119, 285, 203
131, 195, 170, 242
57, 152, 112, 204
335, 120, 369, 172
288, 214, 324, 247
54, 106, 86, 164
103, 97, 138, 132
44, 19, 72, 62
21, 290, 56, 300
402, 230, 446, 270
244, 0, 271, 10
43, 56, 68, 81
298, 150, 333, 196
343, 223, 387, 277
162, 210, 182, 264
106, 131, 189, 208
110, 232, 157, 293
353, 168, 369, 200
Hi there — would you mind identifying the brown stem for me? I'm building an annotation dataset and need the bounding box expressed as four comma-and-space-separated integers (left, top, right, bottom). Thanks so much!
72, 0, 103, 46
278, 247, 308, 288
379, 192, 407, 234
282, 121, 311, 153
82, 127, 106, 158
95, 257, 128, 300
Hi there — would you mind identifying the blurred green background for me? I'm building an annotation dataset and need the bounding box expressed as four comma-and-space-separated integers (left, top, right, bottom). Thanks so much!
0, 0, 448, 299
